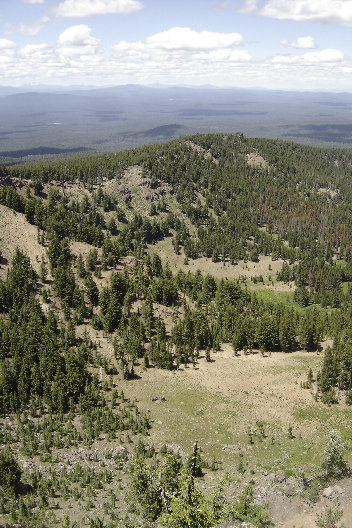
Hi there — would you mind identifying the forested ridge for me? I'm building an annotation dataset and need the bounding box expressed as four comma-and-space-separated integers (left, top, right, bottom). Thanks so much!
1, 133, 352, 527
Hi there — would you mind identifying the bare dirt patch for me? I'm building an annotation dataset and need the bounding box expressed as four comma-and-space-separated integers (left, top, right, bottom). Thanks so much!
247, 152, 269, 169
103, 165, 185, 223
0, 204, 45, 279
279, 490, 352, 528
70, 240, 99, 260
318, 186, 339, 198
43, 179, 91, 203
185, 140, 219, 164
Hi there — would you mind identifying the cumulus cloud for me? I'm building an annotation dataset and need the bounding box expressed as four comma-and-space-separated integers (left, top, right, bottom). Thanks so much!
0, 20, 347, 90
112, 25, 249, 71
301, 48, 344, 63
57, 24, 101, 55
19, 43, 49, 57
0, 39, 17, 56
272, 48, 344, 64
195, 49, 251, 62
280, 36, 317, 49
260, 0, 352, 26
113, 40, 148, 60
110, 27, 251, 87
144, 27, 243, 51
5, 25, 245, 87
54, 0, 143, 17
0, 47, 348, 89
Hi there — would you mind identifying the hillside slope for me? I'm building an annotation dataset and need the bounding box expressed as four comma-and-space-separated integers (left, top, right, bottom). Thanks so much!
1, 134, 352, 527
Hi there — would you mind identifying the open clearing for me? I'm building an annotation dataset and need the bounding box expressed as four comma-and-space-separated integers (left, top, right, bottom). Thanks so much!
151, 237, 286, 283
120, 345, 351, 469
0, 204, 44, 280
118, 345, 352, 527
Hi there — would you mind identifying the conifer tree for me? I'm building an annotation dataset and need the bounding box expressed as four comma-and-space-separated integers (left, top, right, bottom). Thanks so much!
321, 430, 349, 480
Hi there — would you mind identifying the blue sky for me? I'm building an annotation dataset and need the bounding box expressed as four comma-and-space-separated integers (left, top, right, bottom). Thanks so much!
0, 0, 351, 90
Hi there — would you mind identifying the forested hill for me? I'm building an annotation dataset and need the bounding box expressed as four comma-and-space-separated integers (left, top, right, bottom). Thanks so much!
4, 133, 352, 257
1, 133, 352, 527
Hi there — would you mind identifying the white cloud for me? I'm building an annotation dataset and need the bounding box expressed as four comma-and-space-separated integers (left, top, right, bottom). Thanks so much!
0, 39, 16, 50
0, 56, 13, 65
112, 25, 248, 70
54, 0, 143, 17
0, 39, 17, 57
240, 0, 260, 13
292, 36, 317, 49
280, 36, 317, 49
57, 25, 101, 55
144, 27, 243, 51
260, 0, 352, 26
109, 27, 251, 87
113, 40, 148, 60
19, 43, 49, 57
0, 21, 347, 90
272, 48, 344, 64
20, 0, 45, 3
9, 16, 50, 36
302, 49, 344, 63
195, 49, 251, 62
0, 49, 349, 90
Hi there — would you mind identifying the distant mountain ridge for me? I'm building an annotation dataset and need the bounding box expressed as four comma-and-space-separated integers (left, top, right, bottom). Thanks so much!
1, 84, 352, 164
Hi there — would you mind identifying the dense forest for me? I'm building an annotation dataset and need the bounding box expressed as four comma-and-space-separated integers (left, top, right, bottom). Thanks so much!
1, 133, 352, 526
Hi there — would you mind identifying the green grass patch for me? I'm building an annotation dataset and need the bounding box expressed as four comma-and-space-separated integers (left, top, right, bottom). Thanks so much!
342, 281, 352, 294
254, 289, 299, 308
254, 287, 333, 315
336, 259, 348, 268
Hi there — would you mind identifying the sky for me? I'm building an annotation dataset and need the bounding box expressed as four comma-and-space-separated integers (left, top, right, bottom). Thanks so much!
0, 0, 352, 90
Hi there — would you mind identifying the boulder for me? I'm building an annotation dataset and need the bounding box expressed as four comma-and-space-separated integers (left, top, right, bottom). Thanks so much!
283, 485, 295, 497
322, 486, 334, 498
276, 470, 286, 483
333, 485, 343, 495
322, 485, 344, 499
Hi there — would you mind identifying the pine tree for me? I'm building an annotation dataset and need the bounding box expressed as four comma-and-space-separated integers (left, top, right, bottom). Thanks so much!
321, 430, 349, 480
158, 468, 214, 528
84, 274, 99, 306
39, 259, 48, 283
76, 253, 86, 278
0, 447, 22, 497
